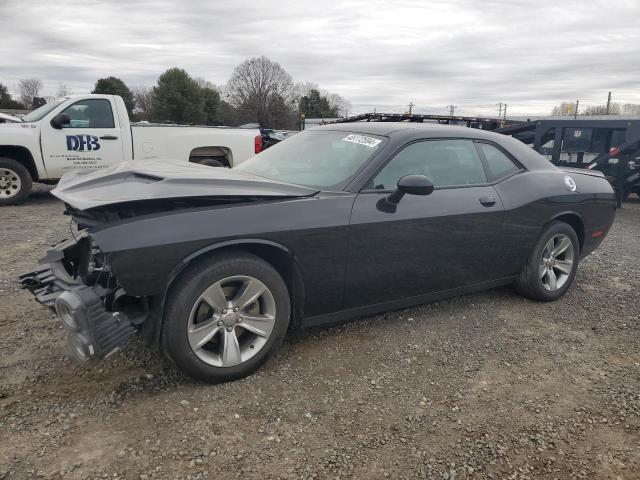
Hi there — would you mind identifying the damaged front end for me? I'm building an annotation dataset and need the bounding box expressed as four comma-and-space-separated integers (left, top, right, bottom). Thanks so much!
20, 231, 147, 362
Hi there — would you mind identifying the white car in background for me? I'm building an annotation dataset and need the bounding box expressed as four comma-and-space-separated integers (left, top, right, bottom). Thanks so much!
0, 94, 263, 205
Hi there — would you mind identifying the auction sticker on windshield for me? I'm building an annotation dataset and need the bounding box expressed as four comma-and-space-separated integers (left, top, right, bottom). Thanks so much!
342, 134, 382, 148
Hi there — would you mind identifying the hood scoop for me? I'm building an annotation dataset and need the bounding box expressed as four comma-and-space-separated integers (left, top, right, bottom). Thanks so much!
53, 160, 318, 211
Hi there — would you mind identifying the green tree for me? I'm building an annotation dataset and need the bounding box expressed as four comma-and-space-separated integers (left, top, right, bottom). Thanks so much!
299, 89, 338, 118
92, 76, 135, 116
201, 87, 220, 125
0, 83, 25, 109
212, 100, 240, 126
151, 68, 205, 124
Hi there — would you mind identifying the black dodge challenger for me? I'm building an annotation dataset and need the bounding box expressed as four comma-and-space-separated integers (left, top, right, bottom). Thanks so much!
21, 123, 616, 382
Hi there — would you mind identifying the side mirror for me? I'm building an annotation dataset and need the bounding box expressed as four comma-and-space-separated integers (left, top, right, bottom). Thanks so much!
50, 113, 70, 129
387, 174, 434, 205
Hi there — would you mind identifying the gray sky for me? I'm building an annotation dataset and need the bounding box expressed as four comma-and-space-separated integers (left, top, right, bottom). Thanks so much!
1, 0, 639, 116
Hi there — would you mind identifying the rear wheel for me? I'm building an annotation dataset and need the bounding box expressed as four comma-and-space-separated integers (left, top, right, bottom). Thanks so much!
515, 221, 580, 301
162, 252, 290, 382
0, 157, 32, 206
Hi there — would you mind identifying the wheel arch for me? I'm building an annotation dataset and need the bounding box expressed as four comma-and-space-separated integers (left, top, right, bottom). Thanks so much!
151, 239, 306, 345
549, 211, 585, 251
188, 146, 231, 167
0, 146, 39, 181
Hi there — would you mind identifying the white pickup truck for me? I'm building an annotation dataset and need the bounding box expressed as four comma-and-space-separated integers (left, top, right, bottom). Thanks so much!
0, 94, 262, 205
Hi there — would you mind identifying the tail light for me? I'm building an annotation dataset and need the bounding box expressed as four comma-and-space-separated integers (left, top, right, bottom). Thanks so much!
254, 135, 262, 154
609, 146, 620, 157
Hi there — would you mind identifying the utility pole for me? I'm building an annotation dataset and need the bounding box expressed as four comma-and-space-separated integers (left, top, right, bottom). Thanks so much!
498, 102, 502, 118
503, 103, 507, 120
606, 91, 612, 115
407, 102, 414, 114
448, 104, 456, 117
574, 100, 579, 119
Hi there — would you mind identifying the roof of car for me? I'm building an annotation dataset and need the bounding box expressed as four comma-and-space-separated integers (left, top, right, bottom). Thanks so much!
315, 121, 557, 172
316, 121, 503, 139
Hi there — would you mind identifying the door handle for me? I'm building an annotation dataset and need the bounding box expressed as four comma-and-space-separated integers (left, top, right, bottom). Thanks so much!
99, 135, 118, 140
479, 196, 496, 207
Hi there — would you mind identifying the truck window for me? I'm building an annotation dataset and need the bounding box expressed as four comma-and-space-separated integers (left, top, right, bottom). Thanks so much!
62, 99, 115, 128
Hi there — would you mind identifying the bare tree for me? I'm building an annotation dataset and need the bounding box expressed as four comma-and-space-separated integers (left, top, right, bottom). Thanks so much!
18, 78, 43, 108
194, 77, 216, 90
325, 92, 351, 117
56, 83, 71, 97
225, 56, 296, 127
293, 81, 319, 103
622, 103, 640, 115
551, 102, 576, 116
132, 86, 154, 121
582, 103, 621, 115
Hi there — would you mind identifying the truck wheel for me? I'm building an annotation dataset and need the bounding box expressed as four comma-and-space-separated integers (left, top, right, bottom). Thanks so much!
196, 157, 227, 168
515, 221, 580, 302
0, 157, 32, 206
161, 252, 290, 383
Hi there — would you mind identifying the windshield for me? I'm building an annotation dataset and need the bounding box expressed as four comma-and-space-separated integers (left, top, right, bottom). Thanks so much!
22, 98, 68, 123
235, 130, 385, 190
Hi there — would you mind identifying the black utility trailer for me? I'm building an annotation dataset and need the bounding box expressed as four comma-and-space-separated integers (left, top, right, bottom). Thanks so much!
331, 113, 640, 205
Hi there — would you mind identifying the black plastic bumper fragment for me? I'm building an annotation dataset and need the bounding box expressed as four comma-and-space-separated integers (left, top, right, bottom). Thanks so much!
20, 267, 72, 308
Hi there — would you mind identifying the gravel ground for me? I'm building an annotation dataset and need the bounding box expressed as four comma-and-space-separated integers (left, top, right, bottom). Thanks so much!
1, 186, 639, 480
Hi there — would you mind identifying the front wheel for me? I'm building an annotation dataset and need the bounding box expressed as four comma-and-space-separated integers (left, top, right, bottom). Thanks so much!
515, 221, 580, 301
0, 157, 32, 206
162, 252, 290, 383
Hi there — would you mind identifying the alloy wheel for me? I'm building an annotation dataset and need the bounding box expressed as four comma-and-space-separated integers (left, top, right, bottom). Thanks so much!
187, 275, 277, 367
539, 233, 574, 291
0, 168, 21, 199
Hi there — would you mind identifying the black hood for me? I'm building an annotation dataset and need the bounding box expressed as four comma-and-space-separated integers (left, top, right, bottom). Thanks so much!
53, 160, 319, 211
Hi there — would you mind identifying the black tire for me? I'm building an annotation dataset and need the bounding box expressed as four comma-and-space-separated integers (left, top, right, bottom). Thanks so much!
515, 221, 580, 302
0, 157, 32, 206
196, 157, 227, 168
161, 252, 290, 383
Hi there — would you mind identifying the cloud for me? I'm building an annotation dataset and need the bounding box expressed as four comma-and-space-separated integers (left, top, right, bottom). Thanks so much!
1, 0, 639, 115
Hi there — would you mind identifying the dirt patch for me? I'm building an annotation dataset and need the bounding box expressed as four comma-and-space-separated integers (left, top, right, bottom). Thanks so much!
1, 187, 639, 479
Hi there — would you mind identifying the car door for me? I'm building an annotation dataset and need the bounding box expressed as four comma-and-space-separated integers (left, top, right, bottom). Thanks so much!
344, 138, 506, 309
41, 98, 124, 178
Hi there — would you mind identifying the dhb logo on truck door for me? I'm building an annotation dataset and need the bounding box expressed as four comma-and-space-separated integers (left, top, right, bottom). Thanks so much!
66, 135, 101, 151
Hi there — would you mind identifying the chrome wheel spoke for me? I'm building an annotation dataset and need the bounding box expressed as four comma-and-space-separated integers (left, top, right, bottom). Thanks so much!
547, 267, 558, 290
554, 259, 573, 275
552, 237, 572, 257
188, 317, 222, 349
540, 265, 548, 279
201, 283, 229, 311
544, 238, 555, 256
240, 314, 275, 338
221, 328, 242, 366
233, 278, 266, 309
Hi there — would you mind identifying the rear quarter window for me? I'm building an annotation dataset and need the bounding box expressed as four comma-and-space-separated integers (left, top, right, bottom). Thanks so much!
477, 143, 521, 181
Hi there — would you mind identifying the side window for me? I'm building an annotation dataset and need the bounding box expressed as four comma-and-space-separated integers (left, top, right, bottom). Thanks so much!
370, 139, 487, 189
476, 143, 520, 181
61, 99, 115, 128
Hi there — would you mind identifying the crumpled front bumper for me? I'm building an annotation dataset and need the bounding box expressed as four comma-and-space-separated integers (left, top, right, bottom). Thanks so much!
20, 240, 136, 362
